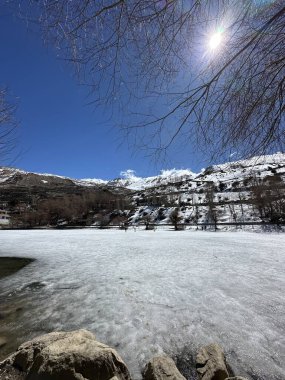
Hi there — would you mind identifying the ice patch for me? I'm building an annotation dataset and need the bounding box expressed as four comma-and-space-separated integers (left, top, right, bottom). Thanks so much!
0, 230, 284, 380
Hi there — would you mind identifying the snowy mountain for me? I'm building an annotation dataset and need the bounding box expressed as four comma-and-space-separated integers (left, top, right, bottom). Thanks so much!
101, 169, 196, 190
81, 152, 285, 190
0, 167, 104, 187
0, 152, 285, 227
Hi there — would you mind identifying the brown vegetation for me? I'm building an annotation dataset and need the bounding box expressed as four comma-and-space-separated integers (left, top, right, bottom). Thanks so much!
251, 175, 285, 223
11, 191, 130, 228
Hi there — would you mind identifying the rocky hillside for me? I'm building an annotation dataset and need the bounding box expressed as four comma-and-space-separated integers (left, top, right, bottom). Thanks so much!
125, 153, 285, 225
1, 153, 285, 227
0, 167, 130, 227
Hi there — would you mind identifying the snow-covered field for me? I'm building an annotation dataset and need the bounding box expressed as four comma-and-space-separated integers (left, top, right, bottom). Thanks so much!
0, 230, 284, 379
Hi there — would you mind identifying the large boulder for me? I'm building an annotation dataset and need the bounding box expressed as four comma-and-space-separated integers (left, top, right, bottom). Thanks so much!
196, 343, 229, 380
143, 356, 186, 380
0, 329, 131, 380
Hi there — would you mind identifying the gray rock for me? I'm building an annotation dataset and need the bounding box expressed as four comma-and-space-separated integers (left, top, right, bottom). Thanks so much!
143, 356, 186, 380
0, 329, 131, 380
226, 378, 248, 380
196, 343, 229, 380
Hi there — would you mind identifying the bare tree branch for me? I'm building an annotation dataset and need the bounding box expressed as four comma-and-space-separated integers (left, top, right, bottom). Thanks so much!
0, 87, 18, 164
21, 0, 285, 160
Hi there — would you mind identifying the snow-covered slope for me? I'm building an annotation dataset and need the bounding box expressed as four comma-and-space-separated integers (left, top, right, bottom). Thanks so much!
0, 167, 107, 188
122, 153, 285, 226
197, 152, 285, 183
0, 167, 73, 185
100, 169, 196, 190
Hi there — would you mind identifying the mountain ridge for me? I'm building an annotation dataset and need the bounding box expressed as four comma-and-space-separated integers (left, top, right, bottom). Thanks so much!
1, 152, 285, 228
1, 152, 284, 190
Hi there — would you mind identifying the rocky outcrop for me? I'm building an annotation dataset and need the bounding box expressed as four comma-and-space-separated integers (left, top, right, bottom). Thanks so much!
0, 332, 251, 380
196, 343, 229, 380
0, 329, 131, 380
143, 356, 186, 380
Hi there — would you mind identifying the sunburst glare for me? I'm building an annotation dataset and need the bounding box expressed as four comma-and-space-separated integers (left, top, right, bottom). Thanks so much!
209, 30, 223, 50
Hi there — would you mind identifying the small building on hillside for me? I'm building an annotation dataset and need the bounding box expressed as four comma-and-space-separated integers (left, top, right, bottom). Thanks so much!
0, 209, 10, 226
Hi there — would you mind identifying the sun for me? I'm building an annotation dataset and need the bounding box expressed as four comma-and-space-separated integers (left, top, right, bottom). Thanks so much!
209, 31, 223, 50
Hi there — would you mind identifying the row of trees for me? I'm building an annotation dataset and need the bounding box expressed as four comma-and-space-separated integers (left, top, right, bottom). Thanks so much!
11, 191, 130, 228
251, 176, 285, 224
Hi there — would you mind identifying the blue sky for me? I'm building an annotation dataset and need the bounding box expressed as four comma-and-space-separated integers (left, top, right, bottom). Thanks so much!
1, 4, 222, 180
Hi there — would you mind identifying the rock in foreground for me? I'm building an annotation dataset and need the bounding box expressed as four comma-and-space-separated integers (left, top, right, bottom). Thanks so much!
143, 356, 186, 380
0, 329, 131, 380
196, 343, 229, 380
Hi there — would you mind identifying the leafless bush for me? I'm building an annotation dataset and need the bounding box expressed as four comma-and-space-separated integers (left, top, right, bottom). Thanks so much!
11, 190, 129, 227
169, 208, 182, 230
251, 175, 285, 223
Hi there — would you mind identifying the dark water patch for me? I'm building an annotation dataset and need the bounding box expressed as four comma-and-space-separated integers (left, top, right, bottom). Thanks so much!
0, 257, 35, 279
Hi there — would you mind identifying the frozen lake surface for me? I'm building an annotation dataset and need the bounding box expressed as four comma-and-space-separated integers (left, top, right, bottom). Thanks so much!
0, 230, 284, 379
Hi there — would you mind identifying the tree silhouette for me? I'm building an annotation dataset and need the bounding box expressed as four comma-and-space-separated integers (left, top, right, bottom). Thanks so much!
21, 1, 285, 158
